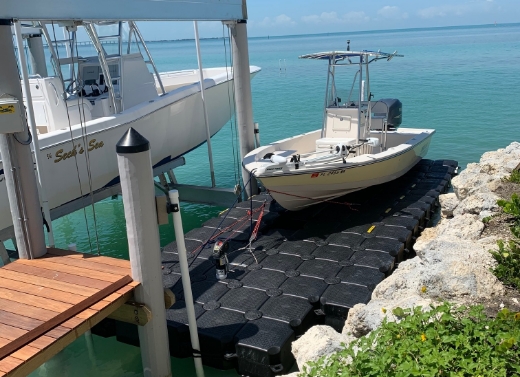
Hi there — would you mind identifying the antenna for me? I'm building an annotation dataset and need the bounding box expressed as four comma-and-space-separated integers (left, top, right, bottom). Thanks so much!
347, 40, 350, 51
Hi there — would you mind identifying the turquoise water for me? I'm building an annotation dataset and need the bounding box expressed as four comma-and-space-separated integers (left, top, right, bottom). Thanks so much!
23, 23, 520, 376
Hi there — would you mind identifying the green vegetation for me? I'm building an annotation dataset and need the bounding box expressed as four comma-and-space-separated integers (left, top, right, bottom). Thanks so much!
497, 193, 520, 237
507, 170, 520, 184
490, 193, 520, 289
491, 238, 520, 290
482, 215, 493, 224
301, 304, 520, 377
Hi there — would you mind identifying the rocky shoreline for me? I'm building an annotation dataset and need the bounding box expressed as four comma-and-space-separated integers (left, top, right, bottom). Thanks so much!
283, 142, 520, 375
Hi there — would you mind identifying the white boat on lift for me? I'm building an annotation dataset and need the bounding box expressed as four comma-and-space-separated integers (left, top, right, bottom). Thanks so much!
0, 21, 260, 234
243, 46, 434, 210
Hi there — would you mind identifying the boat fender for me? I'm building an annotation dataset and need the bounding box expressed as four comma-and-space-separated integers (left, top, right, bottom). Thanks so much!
270, 154, 287, 164
367, 138, 380, 147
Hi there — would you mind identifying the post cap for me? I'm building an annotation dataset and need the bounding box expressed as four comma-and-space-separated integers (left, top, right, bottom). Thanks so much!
116, 127, 150, 154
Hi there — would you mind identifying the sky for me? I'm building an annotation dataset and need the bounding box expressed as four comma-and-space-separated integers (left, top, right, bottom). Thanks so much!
136, 0, 520, 40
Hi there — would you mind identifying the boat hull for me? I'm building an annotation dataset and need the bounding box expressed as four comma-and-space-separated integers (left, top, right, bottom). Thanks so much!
254, 131, 434, 210
0, 69, 259, 235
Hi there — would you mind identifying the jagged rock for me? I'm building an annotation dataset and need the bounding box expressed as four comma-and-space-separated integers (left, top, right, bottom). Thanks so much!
293, 143, 517, 373
291, 325, 355, 370
453, 192, 500, 217
451, 163, 493, 201
434, 214, 484, 240
343, 295, 433, 337
439, 193, 459, 218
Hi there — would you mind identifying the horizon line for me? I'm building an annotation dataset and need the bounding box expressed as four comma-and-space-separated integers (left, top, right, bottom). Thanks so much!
142, 21, 520, 43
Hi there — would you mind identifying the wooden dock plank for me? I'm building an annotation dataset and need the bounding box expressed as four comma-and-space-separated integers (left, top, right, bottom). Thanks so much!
59, 316, 85, 329
47, 248, 131, 269
0, 298, 57, 322
0, 249, 136, 376
0, 277, 84, 305
0, 324, 27, 341
0, 269, 98, 296
4, 286, 135, 377
10, 345, 39, 362
28, 336, 57, 350
0, 357, 23, 374
0, 287, 72, 313
13, 259, 126, 283
3, 263, 111, 290
42, 253, 130, 276
0, 275, 132, 360
0, 311, 43, 331
44, 326, 71, 339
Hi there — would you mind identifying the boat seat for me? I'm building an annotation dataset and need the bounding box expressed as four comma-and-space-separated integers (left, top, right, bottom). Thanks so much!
316, 137, 357, 152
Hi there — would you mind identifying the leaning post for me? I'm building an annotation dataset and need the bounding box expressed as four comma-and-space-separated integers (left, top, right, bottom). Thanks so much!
116, 128, 172, 377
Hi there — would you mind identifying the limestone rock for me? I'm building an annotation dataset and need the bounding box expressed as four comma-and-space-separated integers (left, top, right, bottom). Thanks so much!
434, 214, 484, 240
291, 325, 355, 370
453, 192, 500, 217
289, 143, 517, 372
343, 295, 433, 337
439, 193, 459, 218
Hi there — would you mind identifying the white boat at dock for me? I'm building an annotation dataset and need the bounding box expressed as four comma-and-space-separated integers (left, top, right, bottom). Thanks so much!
0, 21, 260, 235
243, 46, 434, 210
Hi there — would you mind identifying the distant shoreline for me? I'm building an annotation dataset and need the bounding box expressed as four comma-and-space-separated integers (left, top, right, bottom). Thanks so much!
143, 21, 520, 43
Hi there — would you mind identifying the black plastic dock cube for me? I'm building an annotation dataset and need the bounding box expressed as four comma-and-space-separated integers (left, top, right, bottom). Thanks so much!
197, 306, 247, 369
312, 244, 355, 262
165, 300, 205, 358
320, 282, 372, 331
236, 317, 295, 377
336, 264, 385, 287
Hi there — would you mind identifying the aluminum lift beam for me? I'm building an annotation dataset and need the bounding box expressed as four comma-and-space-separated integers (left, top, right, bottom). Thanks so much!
0, 0, 246, 21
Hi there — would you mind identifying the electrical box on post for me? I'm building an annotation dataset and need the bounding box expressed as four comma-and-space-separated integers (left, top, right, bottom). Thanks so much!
0, 94, 25, 134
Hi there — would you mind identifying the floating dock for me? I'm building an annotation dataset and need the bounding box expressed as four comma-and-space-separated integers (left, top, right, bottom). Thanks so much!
0, 248, 137, 377
108, 159, 457, 377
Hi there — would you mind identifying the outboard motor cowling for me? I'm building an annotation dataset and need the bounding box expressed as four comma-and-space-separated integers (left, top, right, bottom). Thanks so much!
372, 98, 402, 130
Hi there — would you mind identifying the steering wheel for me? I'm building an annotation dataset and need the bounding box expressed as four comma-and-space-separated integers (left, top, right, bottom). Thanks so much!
66, 78, 83, 96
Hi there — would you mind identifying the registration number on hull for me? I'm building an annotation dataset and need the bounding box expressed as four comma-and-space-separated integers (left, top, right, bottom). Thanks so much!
311, 169, 346, 178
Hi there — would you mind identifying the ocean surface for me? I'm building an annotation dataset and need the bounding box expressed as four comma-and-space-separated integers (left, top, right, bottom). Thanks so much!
21, 23, 520, 376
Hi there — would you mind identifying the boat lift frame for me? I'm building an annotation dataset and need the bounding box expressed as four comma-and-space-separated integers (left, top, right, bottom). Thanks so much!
0, 1, 255, 376
0, 0, 254, 240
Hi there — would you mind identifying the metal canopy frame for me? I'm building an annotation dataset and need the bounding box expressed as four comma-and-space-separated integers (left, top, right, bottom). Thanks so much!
0, 0, 247, 21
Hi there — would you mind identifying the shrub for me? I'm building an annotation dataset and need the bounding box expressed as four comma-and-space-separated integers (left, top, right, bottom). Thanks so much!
497, 193, 520, 236
301, 304, 520, 377
508, 170, 520, 184
491, 238, 520, 290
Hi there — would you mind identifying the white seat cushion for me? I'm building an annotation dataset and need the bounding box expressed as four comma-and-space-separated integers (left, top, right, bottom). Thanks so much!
316, 137, 357, 148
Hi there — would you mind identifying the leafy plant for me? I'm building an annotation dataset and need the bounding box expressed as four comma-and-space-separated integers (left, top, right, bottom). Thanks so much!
482, 216, 493, 224
497, 193, 520, 237
301, 304, 520, 377
507, 170, 520, 184
491, 238, 520, 290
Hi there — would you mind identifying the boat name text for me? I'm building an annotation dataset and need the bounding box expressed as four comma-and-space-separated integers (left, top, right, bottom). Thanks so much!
52, 139, 105, 163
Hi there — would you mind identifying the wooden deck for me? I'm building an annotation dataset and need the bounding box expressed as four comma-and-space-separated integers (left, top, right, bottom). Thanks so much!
0, 248, 138, 377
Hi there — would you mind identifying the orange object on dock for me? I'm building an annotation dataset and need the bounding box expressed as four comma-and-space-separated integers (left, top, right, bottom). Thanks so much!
0, 248, 138, 377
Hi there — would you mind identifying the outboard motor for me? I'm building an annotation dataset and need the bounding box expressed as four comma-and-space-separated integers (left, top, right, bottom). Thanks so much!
372, 99, 402, 130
